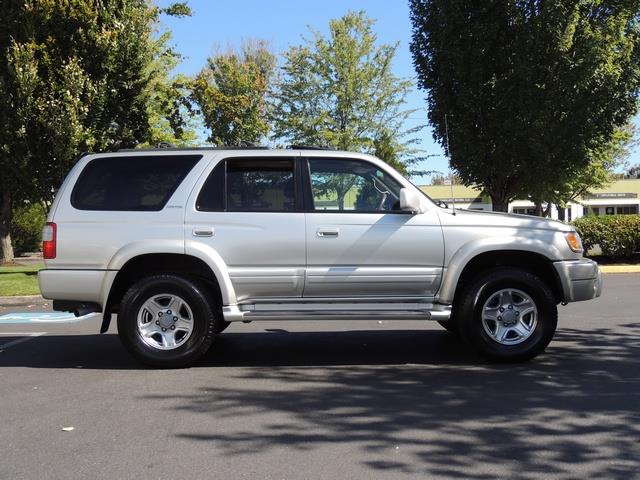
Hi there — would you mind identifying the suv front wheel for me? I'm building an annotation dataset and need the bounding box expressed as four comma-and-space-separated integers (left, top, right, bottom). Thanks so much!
456, 267, 558, 362
118, 274, 218, 368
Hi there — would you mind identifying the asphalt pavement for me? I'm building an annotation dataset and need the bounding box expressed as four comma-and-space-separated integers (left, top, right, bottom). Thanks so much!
1, 274, 639, 479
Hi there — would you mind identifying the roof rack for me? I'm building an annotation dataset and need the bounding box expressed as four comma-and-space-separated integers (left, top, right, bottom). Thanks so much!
288, 144, 332, 150
117, 145, 270, 152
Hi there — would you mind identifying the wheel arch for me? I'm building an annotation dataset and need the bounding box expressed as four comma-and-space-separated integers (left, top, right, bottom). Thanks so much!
440, 248, 564, 306
100, 250, 235, 333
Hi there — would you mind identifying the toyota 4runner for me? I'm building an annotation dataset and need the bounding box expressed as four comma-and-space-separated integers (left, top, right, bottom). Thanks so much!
38, 147, 602, 367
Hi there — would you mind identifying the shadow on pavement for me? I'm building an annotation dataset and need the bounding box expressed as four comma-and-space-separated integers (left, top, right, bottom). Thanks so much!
179, 324, 640, 478
2, 324, 639, 478
0, 328, 477, 370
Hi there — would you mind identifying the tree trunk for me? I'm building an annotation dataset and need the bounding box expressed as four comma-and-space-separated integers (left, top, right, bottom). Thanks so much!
0, 189, 14, 264
489, 193, 508, 212
534, 201, 543, 217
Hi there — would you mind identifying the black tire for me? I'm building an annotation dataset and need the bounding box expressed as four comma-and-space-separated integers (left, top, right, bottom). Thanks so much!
118, 274, 219, 368
456, 267, 557, 362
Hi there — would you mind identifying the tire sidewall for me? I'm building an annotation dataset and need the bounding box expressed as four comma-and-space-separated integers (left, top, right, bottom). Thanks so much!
458, 269, 557, 361
118, 275, 216, 367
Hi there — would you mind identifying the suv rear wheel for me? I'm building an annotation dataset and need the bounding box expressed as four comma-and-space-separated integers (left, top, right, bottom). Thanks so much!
457, 267, 557, 362
118, 274, 218, 368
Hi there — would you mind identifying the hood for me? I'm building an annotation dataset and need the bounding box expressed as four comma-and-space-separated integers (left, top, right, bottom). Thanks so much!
436, 207, 574, 232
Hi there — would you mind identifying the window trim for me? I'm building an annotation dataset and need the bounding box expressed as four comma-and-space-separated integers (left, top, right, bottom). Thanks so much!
301, 157, 412, 215
71, 154, 202, 212
195, 156, 302, 213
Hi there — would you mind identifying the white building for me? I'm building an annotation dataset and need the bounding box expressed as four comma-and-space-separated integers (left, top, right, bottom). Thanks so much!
420, 179, 640, 220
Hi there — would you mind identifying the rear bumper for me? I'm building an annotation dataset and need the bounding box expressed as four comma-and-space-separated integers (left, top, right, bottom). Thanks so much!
38, 269, 107, 305
553, 259, 602, 303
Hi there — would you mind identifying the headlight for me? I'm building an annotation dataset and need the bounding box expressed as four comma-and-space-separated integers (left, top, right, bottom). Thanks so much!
564, 231, 583, 253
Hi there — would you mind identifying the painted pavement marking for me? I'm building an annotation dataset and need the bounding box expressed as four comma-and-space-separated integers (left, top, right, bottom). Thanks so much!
0, 332, 47, 351
0, 312, 97, 324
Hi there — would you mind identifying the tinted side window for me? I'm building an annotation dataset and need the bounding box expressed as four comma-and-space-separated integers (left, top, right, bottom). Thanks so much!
226, 159, 295, 211
308, 158, 403, 212
72, 155, 201, 211
196, 161, 225, 211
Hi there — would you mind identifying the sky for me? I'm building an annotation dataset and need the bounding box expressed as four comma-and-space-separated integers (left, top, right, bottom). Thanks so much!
157, 0, 638, 182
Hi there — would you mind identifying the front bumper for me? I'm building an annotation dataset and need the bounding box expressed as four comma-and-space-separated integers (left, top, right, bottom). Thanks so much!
553, 259, 602, 303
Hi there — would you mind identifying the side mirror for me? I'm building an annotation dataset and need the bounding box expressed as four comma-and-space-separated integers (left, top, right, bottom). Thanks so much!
400, 188, 423, 214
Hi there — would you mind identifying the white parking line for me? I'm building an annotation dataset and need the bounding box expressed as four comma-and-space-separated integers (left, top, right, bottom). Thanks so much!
0, 332, 46, 351
0, 312, 98, 324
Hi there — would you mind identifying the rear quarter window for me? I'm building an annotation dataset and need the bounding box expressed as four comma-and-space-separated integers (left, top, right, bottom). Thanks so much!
71, 155, 201, 211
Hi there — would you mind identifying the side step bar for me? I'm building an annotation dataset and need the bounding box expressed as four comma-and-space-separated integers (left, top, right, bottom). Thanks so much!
223, 303, 451, 322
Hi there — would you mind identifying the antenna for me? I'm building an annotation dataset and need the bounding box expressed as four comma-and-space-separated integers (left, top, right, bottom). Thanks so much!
445, 114, 456, 215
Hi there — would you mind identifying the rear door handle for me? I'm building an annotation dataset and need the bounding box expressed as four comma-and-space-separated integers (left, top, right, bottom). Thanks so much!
192, 228, 214, 237
317, 228, 339, 238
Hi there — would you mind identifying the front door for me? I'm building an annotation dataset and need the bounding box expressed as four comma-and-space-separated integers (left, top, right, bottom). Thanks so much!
303, 157, 444, 298
185, 155, 305, 302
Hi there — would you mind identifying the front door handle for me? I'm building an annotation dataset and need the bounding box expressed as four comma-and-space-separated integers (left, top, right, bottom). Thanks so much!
192, 228, 214, 237
317, 228, 339, 238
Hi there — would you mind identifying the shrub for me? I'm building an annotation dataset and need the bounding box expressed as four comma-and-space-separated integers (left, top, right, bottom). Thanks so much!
573, 214, 640, 258
11, 203, 47, 256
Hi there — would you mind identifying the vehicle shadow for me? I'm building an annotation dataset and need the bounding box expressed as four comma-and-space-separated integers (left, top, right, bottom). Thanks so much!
0, 328, 479, 370
3, 323, 639, 477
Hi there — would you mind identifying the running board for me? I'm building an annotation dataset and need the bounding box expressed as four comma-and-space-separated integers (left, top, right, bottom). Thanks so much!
223, 303, 451, 322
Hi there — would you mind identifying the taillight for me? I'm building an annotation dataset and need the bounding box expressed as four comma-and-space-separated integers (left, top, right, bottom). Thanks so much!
42, 222, 57, 259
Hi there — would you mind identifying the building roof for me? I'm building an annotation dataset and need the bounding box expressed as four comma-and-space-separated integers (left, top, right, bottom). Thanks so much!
420, 184, 486, 202
581, 179, 640, 197
419, 179, 640, 202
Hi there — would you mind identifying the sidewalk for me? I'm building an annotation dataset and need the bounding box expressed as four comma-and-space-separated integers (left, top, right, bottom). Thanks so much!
0, 295, 48, 307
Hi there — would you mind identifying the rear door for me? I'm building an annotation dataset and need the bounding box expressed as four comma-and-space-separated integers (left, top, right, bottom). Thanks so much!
185, 154, 306, 302
303, 156, 444, 298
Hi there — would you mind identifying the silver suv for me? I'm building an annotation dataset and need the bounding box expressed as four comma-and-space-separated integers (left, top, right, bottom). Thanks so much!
38, 147, 602, 367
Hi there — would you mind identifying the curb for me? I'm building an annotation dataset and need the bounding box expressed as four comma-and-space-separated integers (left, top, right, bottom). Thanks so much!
599, 265, 640, 274
0, 295, 46, 307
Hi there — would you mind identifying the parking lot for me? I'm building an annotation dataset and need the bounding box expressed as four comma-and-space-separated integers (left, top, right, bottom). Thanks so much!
1, 274, 638, 479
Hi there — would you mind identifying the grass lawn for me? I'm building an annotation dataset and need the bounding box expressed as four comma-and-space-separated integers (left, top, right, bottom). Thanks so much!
0, 263, 44, 296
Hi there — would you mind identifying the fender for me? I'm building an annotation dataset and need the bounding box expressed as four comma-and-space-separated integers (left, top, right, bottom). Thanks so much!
184, 239, 237, 305
437, 234, 564, 304
99, 240, 185, 308
99, 239, 237, 307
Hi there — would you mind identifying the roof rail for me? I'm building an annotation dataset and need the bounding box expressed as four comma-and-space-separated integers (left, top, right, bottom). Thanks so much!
116, 145, 270, 152
288, 144, 332, 150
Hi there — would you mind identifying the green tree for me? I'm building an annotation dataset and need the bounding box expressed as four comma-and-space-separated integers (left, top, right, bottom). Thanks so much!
626, 163, 640, 178
410, 0, 640, 212
430, 173, 462, 186
191, 40, 275, 146
142, 29, 198, 147
540, 126, 635, 219
271, 11, 421, 167
0, 1, 189, 263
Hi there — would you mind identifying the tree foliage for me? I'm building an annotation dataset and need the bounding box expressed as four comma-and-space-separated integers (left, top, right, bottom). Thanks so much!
410, 0, 640, 212
191, 40, 275, 146
0, 1, 190, 262
543, 125, 635, 216
626, 163, 640, 178
143, 33, 198, 147
271, 11, 422, 171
